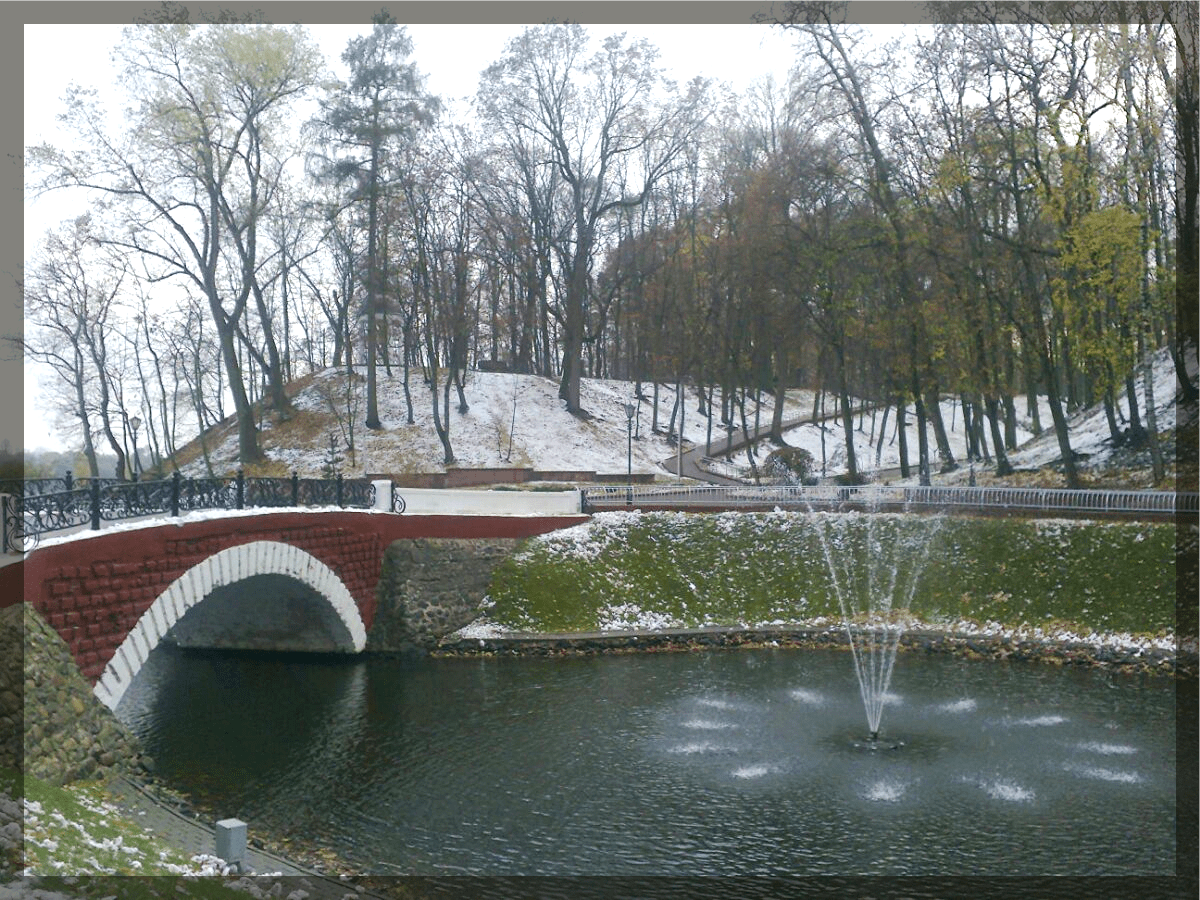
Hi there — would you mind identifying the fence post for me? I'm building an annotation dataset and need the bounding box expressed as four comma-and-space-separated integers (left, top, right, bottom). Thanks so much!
91, 479, 101, 531
236, 470, 245, 510
1, 495, 9, 554
171, 470, 181, 517
336, 473, 344, 508
291, 471, 300, 506
64, 470, 73, 492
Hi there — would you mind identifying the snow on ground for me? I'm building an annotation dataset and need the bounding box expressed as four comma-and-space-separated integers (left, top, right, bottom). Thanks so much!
446, 610, 1180, 653
13, 790, 245, 878
1002, 348, 1180, 472
196, 367, 818, 478
763, 396, 1043, 480
719, 348, 1183, 484
191, 348, 1182, 484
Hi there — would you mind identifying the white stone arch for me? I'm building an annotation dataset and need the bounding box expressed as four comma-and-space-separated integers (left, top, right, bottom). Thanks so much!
94, 540, 366, 710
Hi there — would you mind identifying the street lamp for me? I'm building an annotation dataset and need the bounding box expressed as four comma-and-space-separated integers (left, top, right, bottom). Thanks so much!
129, 415, 141, 481
624, 402, 636, 505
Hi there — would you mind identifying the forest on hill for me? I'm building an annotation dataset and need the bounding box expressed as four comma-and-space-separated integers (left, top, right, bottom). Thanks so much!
21, 5, 1198, 490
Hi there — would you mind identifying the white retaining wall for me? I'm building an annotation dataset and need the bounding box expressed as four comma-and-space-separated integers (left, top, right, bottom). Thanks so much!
377, 482, 583, 516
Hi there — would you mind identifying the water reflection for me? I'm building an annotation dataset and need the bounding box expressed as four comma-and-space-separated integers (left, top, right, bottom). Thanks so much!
118, 646, 1176, 876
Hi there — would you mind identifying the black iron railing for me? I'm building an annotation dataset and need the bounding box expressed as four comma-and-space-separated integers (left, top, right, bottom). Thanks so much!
1, 470, 382, 552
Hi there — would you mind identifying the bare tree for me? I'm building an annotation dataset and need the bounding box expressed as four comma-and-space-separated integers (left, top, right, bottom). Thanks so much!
19, 218, 127, 477
28, 24, 322, 466
478, 24, 708, 416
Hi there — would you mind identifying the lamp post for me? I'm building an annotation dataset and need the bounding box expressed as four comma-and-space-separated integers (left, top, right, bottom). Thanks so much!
129, 415, 141, 481
624, 402, 636, 505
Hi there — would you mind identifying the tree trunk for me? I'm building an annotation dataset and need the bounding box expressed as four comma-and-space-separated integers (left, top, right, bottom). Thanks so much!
364, 129, 383, 431
912, 380, 931, 486
874, 401, 890, 469
706, 384, 715, 455
1141, 331, 1165, 483
1040, 354, 1081, 488
984, 395, 1012, 475
839, 383, 859, 483
770, 377, 787, 444
926, 391, 956, 471
214, 314, 263, 465
1124, 375, 1144, 442
558, 222, 592, 416
961, 396, 975, 459
1102, 387, 1121, 444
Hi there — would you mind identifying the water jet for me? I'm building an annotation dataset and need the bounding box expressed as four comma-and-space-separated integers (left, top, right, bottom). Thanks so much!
808, 507, 945, 743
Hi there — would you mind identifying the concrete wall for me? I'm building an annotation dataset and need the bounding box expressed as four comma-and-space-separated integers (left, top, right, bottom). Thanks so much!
387, 486, 583, 517
386, 469, 655, 489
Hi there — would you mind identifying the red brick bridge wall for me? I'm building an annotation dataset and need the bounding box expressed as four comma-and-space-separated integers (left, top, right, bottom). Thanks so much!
3, 511, 586, 686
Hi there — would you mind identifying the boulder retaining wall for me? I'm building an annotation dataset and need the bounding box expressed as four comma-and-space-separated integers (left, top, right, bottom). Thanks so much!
368, 538, 522, 653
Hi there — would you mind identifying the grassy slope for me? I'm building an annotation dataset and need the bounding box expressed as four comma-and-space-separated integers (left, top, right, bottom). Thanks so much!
486, 511, 1180, 639
1, 769, 248, 896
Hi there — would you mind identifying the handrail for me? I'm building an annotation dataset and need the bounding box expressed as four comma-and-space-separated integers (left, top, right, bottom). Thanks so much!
581, 484, 1196, 517
6, 470, 380, 551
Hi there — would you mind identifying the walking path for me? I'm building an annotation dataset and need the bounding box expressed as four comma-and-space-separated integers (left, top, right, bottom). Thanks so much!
104, 776, 380, 896
661, 410, 835, 482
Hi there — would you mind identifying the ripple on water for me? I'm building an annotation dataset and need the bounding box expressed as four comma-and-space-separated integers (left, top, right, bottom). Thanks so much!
731, 763, 777, 779
789, 688, 827, 706
936, 698, 977, 713
667, 741, 738, 755
980, 780, 1036, 802
862, 780, 906, 802
1062, 762, 1144, 783
695, 697, 741, 711
682, 719, 738, 730
1075, 741, 1137, 756
1010, 714, 1068, 727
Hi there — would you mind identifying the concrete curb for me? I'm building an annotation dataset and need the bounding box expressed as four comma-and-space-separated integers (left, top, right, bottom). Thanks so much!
432, 625, 1193, 677
105, 776, 382, 896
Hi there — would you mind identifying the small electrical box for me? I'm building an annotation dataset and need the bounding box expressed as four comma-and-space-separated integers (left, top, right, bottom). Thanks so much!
215, 818, 247, 868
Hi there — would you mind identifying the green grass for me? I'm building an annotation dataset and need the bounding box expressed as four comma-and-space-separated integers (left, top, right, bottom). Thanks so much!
486, 510, 1180, 638
0, 768, 253, 895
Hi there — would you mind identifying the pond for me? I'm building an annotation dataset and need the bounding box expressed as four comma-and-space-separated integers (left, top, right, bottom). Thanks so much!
116, 645, 1176, 876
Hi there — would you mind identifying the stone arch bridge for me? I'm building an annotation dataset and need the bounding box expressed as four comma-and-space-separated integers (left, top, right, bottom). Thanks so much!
2, 510, 584, 709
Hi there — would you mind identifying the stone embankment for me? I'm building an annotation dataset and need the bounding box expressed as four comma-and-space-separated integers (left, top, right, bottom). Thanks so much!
2, 603, 153, 786
368, 537, 522, 653
437, 625, 1194, 678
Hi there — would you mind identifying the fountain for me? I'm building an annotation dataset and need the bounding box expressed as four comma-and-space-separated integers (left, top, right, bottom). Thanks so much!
119, 643, 1178, 875
808, 507, 944, 747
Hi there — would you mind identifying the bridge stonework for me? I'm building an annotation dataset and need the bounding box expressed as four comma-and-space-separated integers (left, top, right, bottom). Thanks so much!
4, 510, 585, 709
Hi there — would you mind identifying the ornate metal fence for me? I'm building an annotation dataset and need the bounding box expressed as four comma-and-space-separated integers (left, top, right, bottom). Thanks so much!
5, 470, 382, 549
2, 493, 31, 553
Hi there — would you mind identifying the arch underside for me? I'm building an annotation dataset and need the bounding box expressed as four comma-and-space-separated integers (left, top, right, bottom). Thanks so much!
95, 541, 366, 710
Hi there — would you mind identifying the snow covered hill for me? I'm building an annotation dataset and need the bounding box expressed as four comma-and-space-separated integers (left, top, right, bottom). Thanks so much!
180, 348, 1185, 488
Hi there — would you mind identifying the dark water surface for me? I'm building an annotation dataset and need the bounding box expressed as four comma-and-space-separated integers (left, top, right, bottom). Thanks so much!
116, 646, 1176, 876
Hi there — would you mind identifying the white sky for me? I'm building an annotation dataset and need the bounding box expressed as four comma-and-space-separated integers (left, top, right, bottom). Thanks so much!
23, 22, 801, 240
